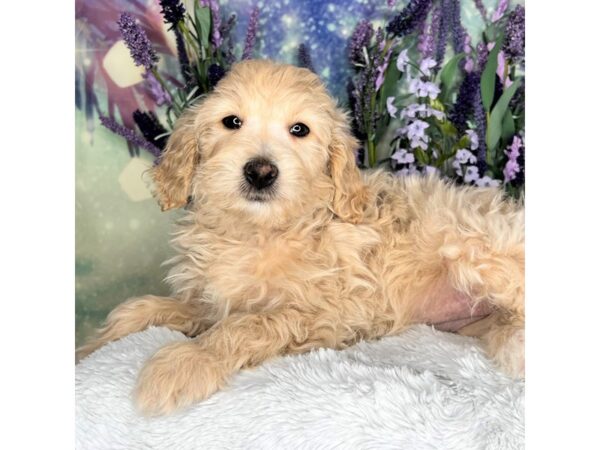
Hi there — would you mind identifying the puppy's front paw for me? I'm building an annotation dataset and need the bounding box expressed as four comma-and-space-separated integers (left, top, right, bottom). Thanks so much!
483, 324, 525, 379
135, 341, 229, 416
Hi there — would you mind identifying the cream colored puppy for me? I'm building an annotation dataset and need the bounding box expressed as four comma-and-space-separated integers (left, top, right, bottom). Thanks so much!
78, 60, 524, 416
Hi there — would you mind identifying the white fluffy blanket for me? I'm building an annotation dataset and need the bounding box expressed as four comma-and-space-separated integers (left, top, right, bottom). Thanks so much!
76, 325, 524, 449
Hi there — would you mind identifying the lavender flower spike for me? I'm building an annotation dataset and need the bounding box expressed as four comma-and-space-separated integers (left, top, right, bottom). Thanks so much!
348, 20, 374, 66
491, 0, 509, 22
209, 0, 223, 48
159, 0, 186, 29
117, 13, 158, 70
386, 0, 432, 38
143, 71, 172, 106
242, 7, 260, 60
297, 43, 315, 72
100, 115, 162, 158
504, 5, 525, 61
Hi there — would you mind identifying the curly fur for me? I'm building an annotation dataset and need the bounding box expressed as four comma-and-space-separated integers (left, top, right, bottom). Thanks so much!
77, 60, 525, 416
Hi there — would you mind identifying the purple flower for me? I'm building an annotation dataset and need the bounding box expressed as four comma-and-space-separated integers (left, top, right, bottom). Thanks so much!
174, 30, 192, 85
375, 48, 393, 91
406, 119, 429, 140
117, 13, 158, 71
133, 110, 168, 150
473, 88, 488, 175
503, 135, 522, 182
466, 130, 479, 150
492, 0, 510, 22
100, 115, 162, 158
473, 0, 488, 21
449, 0, 466, 54
387, 0, 433, 38
208, 0, 223, 48
475, 176, 501, 188
449, 72, 478, 133
242, 7, 260, 60
159, 0, 186, 29
419, 57, 437, 76
409, 79, 440, 98
463, 165, 480, 183
455, 148, 477, 164
143, 71, 171, 106
418, 4, 440, 60
297, 43, 315, 72
220, 13, 238, 64
392, 148, 415, 164
435, 0, 450, 65
207, 64, 226, 88
348, 20, 374, 66
504, 5, 525, 61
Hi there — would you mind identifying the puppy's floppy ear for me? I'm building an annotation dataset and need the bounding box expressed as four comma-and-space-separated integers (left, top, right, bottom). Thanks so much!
328, 109, 369, 224
152, 106, 200, 211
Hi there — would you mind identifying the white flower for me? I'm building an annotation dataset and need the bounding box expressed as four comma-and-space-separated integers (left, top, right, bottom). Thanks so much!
409, 80, 441, 98
386, 97, 398, 118
396, 165, 419, 177
466, 130, 479, 150
406, 120, 429, 140
475, 176, 501, 188
428, 108, 445, 120
391, 148, 415, 164
396, 49, 409, 72
463, 165, 480, 183
423, 165, 440, 176
401, 103, 426, 119
452, 159, 463, 176
419, 57, 436, 76
455, 149, 477, 165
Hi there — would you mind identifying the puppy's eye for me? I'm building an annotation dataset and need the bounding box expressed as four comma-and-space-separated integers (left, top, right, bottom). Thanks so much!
222, 115, 243, 129
290, 123, 310, 137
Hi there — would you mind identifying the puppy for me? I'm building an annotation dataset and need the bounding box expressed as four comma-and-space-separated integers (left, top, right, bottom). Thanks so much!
77, 59, 524, 416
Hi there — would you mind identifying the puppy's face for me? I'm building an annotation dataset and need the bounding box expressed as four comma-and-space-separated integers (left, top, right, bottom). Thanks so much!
153, 60, 366, 226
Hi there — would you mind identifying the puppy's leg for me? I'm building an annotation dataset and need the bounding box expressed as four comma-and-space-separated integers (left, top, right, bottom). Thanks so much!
135, 308, 346, 415
443, 240, 525, 378
76, 295, 210, 361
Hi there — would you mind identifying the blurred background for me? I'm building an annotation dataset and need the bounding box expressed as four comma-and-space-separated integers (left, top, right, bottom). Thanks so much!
75, 0, 510, 347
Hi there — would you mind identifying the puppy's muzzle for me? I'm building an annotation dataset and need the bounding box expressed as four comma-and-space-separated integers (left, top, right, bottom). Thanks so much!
244, 158, 279, 191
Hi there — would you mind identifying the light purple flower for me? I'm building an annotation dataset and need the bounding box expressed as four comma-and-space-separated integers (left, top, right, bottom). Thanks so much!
396, 49, 410, 72
406, 120, 429, 140
475, 176, 501, 187
143, 71, 171, 106
491, 0, 509, 22
396, 165, 419, 176
496, 50, 513, 88
386, 97, 398, 118
99, 115, 162, 158
418, 4, 440, 59
466, 130, 479, 150
400, 103, 426, 119
392, 148, 415, 164
463, 165, 480, 183
455, 148, 477, 164
423, 165, 440, 176
503, 135, 522, 182
208, 0, 222, 48
375, 48, 393, 91
242, 7, 260, 60
419, 57, 437, 76
409, 79, 440, 98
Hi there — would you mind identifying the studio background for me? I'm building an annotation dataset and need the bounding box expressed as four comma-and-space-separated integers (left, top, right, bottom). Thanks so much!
75, 0, 516, 347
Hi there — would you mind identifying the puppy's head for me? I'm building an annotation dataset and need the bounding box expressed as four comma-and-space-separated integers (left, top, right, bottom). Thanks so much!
153, 59, 367, 225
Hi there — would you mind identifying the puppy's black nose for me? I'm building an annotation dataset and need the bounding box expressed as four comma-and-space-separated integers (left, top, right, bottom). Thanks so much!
244, 158, 279, 190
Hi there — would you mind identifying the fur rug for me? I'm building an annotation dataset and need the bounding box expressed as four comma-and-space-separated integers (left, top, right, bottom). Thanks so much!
76, 325, 524, 449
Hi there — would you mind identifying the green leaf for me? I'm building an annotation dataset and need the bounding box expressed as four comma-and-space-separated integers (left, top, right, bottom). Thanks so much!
194, 3, 211, 51
480, 32, 505, 112
439, 53, 465, 102
486, 79, 522, 152
414, 148, 429, 165
501, 108, 515, 144
380, 56, 401, 107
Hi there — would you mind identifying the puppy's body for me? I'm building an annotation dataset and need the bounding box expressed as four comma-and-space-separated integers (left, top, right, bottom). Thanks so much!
78, 60, 524, 415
